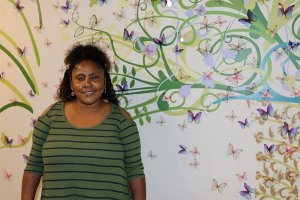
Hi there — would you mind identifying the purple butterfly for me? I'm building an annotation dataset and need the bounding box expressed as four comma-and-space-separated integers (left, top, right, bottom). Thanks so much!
123, 28, 134, 41
174, 44, 183, 54
187, 110, 202, 124
17, 46, 26, 56
288, 40, 300, 51
61, 0, 72, 13
178, 144, 187, 154
264, 144, 275, 154
15, 0, 24, 11
238, 10, 257, 27
239, 183, 255, 200
153, 34, 167, 46
238, 118, 249, 129
281, 122, 299, 139
99, 0, 108, 6
0, 71, 5, 79
28, 90, 35, 97
4, 136, 14, 146
278, 3, 294, 19
256, 103, 275, 121
161, 0, 173, 7
116, 82, 128, 94
22, 154, 29, 162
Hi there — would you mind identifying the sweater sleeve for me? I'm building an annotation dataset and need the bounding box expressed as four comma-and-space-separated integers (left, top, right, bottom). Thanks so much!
24, 113, 51, 174
119, 118, 145, 181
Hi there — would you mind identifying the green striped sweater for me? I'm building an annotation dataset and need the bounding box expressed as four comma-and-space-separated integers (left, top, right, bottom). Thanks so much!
25, 102, 144, 200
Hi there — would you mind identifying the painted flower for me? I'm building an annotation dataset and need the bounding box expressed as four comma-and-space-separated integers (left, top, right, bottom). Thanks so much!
179, 85, 191, 98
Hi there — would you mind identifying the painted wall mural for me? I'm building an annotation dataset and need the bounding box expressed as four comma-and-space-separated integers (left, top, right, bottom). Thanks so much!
0, 0, 299, 199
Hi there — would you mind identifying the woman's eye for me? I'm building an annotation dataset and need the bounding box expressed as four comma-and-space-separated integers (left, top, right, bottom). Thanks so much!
91, 76, 99, 81
76, 76, 84, 81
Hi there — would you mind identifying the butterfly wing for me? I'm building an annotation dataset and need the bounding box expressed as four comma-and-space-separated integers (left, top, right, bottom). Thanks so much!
239, 191, 251, 200
288, 126, 299, 139
226, 143, 234, 156
193, 112, 202, 124
281, 122, 289, 137
246, 9, 257, 22
233, 148, 243, 159
283, 4, 295, 19
217, 183, 227, 193
238, 18, 252, 27
257, 108, 268, 120
211, 179, 218, 191
178, 144, 187, 154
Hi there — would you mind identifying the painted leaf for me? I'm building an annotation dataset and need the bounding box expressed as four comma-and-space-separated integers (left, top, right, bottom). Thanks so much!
74, 27, 84, 37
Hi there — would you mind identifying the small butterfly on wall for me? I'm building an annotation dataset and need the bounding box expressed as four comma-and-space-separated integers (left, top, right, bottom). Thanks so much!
211, 179, 227, 194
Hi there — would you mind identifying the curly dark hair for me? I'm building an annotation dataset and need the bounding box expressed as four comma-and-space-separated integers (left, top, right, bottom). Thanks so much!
56, 43, 119, 105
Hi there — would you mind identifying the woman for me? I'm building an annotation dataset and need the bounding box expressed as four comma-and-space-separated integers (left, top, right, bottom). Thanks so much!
21, 44, 146, 200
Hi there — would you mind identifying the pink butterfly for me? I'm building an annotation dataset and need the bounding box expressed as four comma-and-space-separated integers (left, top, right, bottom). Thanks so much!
238, 118, 249, 129
15, 0, 24, 11
217, 91, 234, 102
274, 49, 285, 61
290, 87, 300, 98
3, 170, 13, 181
226, 68, 244, 85
189, 158, 200, 169
228, 37, 246, 52
227, 143, 243, 159
211, 179, 227, 193
200, 16, 214, 32
236, 172, 247, 182
259, 89, 272, 100
34, 25, 43, 33
278, 142, 298, 157
214, 16, 227, 27
18, 135, 27, 145
187, 110, 202, 124
177, 121, 188, 131
44, 39, 52, 47
113, 7, 126, 22
189, 147, 200, 157
226, 111, 238, 121
239, 183, 255, 200
256, 103, 275, 120
197, 40, 211, 55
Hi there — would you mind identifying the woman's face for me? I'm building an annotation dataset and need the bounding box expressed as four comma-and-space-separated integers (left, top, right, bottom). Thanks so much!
70, 60, 105, 106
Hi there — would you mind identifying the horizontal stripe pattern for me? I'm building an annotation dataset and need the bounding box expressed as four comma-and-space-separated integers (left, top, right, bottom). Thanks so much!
25, 102, 144, 199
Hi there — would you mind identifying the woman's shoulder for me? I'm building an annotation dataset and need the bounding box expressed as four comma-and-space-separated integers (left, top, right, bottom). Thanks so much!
38, 102, 63, 117
112, 104, 135, 123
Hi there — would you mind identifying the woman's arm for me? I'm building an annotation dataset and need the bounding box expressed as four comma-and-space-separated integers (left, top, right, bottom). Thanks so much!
21, 172, 41, 200
129, 177, 146, 200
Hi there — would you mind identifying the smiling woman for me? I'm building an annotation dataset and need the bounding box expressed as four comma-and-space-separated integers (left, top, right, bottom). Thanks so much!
21, 44, 146, 200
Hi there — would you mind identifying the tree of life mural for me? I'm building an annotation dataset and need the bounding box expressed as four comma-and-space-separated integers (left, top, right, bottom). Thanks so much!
0, 0, 299, 199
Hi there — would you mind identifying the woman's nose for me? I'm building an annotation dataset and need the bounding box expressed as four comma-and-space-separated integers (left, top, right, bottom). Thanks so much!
83, 78, 92, 86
